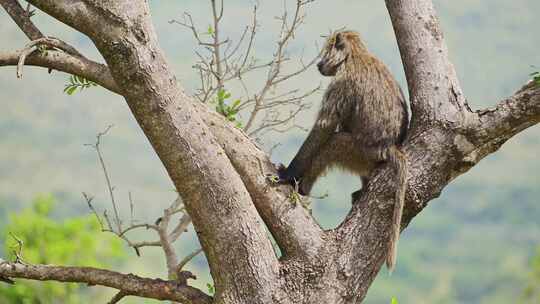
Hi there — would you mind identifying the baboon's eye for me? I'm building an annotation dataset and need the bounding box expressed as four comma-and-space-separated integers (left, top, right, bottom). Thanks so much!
334, 33, 345, 50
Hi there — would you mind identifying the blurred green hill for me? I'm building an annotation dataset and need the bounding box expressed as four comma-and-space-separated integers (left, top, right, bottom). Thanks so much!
1, 1, 539, 303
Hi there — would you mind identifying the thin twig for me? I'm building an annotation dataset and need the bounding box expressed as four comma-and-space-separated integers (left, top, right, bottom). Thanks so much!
177, 248, 204, 271
107, 291, 128, 304
129, 191, 135, 226
158, 197, 184, 279
172, 0, 319, 137
169, 213, 192, 243
86, 125, 123, 233
83, 192, 105, 230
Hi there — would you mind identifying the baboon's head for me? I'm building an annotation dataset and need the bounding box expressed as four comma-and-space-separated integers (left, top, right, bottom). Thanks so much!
317, 30, 365, 77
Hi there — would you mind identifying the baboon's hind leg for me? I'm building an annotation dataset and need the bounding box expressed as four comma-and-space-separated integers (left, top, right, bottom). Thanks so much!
299, 133, 371, 196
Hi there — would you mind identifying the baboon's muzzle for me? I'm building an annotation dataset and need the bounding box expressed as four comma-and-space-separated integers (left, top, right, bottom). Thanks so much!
317, 60, 334, 76
317, 61, 324, 73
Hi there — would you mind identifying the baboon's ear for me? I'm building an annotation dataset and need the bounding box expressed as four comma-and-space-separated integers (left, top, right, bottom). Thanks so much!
334, 33, 346, 50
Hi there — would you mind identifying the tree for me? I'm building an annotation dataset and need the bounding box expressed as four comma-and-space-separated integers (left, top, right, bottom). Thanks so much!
0, 0, 539, 303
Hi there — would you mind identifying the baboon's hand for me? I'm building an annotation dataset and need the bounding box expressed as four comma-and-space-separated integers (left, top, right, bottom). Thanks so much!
266, 164, 295, 184
276, 164, 296, 184
266, 163, 287, 184
277, 165, 308, 195
266, 164, 307, 195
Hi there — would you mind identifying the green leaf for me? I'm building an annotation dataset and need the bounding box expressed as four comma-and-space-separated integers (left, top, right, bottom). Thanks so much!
63, 75, 97, 94
217, 89, 226, 100
207, 25, 214, 35
206, 283, 215, 295
66, 86, 77, 95
391, 297, 399, 304
211, 89, 244, 127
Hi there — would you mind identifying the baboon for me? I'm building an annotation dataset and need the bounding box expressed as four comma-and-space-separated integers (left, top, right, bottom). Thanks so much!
277, 30, 408, 271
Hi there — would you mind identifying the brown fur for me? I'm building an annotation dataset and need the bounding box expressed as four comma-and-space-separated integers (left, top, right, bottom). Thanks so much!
278, 30, 408, 272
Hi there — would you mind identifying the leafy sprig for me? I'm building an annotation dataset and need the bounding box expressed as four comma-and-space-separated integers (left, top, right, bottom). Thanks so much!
63, 75, 97, 95
206, 283, 215, 295
212, 89, 242, 128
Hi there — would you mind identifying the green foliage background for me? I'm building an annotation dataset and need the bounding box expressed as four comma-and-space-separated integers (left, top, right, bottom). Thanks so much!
0, 195, 125, 303
524, 248, 540, 303
0, 1, 539, 303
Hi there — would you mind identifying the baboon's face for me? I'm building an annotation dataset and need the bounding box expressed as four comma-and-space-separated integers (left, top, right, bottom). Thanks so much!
318, 32, 349, 77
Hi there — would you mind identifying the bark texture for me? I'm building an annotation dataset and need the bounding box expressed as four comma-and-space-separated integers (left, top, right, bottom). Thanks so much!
0, 0, 539, 303
0, 261, 211, 303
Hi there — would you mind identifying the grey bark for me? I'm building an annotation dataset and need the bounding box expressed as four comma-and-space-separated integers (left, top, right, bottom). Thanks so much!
0, 0, 539, 303
0, 0, 43, 40
0, 261, 211, 303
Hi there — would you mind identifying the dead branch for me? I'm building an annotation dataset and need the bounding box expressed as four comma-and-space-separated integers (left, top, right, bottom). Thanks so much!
177, 248, 203, 272
0, 261, 212, 304
85, 125, 123, 232
83, 129, 196, 274
172, 0, 320, 138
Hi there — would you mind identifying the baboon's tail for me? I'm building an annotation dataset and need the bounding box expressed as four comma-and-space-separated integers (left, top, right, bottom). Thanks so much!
386, 146, 407, 273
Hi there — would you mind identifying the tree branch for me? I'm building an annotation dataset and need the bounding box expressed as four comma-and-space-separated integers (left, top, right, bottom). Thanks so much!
1, 0, 121, 94
174, 0, 319, 138
385, 0, 471, 126
177, 249, 203, 272
24, 0, 93, 35
156, 199, 182, 279
193, 102, 325, 258
0, 0, 44, 40
475, 82, 540, 142
107, 291, 127, 304
0, 261, 212, 304
0, 50, 121, 94
461, 82, 540, 166
169, 213, 192, 243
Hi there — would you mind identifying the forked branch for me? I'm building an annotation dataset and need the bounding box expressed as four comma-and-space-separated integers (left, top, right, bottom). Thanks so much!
84, 128, 199, 276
